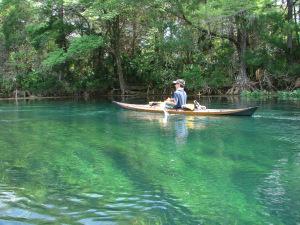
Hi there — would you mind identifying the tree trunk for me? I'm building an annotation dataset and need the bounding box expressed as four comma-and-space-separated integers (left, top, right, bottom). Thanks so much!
236, 29, 249, 88
287, 0, 293, 61
298, 1, 300, 25
115, 53, 126, 95
94, 47, 105, 78
55, 0, 68, 82
294, 4, 300, 46
235, 16, 250, 91
111, 16, 127, 95
131, 18, 137, 57
57, 0, 67, 50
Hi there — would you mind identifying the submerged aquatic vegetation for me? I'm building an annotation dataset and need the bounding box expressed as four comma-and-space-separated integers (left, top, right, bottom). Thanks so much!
0, 99, 299, 224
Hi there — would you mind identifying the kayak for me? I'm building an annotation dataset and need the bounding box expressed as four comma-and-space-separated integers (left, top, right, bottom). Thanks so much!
113, 101, 258, 116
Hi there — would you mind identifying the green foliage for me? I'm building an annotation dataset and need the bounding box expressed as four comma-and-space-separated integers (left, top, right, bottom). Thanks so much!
277, 89, 300, 98
26, 23, 56, 49
42, 48, 67, 68
287, 63, 300, 77
66, 35, 104, 59
0, 77, 15, 97
7, 44, 39, 74
241, 90, 273, 98
181, 65, 205, 90
18, 71, 66, 95
241, 90, 300, 99
0, 0, 33, 49
42, 35, 104, 68
0, 0, 300, 97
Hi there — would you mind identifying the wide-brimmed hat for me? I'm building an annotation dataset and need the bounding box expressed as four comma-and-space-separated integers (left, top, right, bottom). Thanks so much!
172, 79, 185, 86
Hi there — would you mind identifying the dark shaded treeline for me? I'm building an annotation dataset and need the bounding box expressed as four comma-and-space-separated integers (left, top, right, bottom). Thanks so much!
0, 0, 299, 97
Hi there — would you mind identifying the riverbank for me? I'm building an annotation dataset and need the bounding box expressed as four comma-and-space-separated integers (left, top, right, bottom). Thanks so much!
0, 89, 300, 100
1, 90, 299, 101
0, 96, 73, 101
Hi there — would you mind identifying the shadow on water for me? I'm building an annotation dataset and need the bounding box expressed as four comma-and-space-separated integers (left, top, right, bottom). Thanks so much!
102, 146, 204, 225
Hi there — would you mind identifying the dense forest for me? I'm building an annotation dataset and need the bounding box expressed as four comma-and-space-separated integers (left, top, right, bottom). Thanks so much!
0, 0, 299, 97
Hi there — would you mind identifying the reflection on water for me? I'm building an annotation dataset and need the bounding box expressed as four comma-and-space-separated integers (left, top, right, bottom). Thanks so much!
121, 111, 210, 145
174, 118, 188, 145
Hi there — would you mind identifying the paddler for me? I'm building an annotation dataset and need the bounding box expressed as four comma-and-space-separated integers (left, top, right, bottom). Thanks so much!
165, 79, 187, 109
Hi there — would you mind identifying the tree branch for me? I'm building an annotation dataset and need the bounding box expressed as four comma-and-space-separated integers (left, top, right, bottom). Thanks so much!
170, 4, 239, 46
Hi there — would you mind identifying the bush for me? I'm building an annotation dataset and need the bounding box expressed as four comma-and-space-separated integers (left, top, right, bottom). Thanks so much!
241, 90, 300, 99
0, 77, 15, 97
18, 71, 72, 96
277, 89, 300, 98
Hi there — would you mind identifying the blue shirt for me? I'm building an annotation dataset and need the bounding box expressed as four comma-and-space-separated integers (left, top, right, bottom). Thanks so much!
172, 88, 187, 109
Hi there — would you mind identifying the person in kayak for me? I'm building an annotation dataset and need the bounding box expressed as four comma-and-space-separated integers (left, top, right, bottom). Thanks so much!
165, 79, 187, 109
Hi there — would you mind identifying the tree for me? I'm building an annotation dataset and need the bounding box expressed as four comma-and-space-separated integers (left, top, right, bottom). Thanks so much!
1, 0, 299, 97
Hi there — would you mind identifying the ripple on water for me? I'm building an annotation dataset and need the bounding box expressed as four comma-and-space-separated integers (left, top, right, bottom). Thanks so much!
255, 158, 295, 220
76, 111, 109, 116
0, 220, 31, 225
254, 115, 300, 121
23, 189, 199, 224
0, 119, 28, 123
0, 208, 56, 222
82, 193, 104, 198
0, 188, 56, 224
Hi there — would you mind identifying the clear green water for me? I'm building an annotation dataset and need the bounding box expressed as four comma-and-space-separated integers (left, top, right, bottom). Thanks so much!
0, 97, 299, 225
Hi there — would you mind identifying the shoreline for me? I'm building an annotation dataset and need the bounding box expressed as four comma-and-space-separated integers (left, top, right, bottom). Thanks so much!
0, 96, 73, 101
0, 90, 299, 100
0, 94, 240, 100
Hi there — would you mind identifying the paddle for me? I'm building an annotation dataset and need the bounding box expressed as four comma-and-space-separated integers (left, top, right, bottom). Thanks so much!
149, 101, 163, 106
161, 102, 169, 117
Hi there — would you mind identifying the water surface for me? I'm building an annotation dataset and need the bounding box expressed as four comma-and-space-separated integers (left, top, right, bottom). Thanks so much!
0, 97, 299, 224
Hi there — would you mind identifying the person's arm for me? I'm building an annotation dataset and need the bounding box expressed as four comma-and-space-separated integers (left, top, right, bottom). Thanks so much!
164, 93, 177, 107
164, 97, 175, 106
165, 92, 176, 103
165, 97, 175, 102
